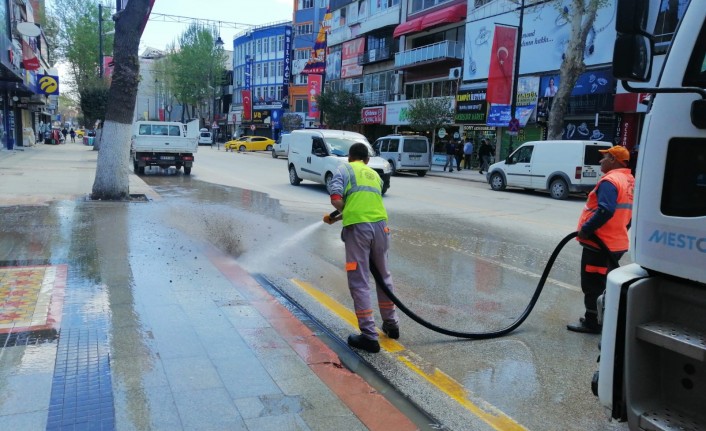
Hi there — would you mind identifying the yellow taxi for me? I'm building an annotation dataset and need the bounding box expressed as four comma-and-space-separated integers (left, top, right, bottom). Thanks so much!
224, 136, 275, 152
75, 128, 85, 138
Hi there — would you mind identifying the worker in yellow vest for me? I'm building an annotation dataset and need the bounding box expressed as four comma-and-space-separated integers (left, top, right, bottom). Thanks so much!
324, 143, 399, 353
568, 146, 635, 334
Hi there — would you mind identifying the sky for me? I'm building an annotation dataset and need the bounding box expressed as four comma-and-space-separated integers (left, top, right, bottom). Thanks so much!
140, 0, 294, 51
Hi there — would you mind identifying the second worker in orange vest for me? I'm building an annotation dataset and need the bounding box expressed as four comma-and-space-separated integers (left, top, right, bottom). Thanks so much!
567, 146, 635, 334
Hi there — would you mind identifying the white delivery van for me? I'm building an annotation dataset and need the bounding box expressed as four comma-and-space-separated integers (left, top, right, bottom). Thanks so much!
373, 134, 431, 176
198, 128, 213, 146
287, 129, 392, 194
486, 140, 612, 199
271, 133, 289, 158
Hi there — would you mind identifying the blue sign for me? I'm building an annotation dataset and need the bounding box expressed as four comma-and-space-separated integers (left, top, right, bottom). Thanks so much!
540, 69, 615, 98
37, 74, 60, 95
281, 27, 292, 105
487, 105, 536, 127
245, 56, 252, 89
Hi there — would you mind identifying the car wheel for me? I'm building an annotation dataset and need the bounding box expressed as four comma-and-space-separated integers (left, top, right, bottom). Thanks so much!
266, 144, 273, 151
133, 161, 138, 171
272, 149, 278, 159
239, 145, 246, 152
549, 178, 569, 200
381, 184, 389, 195
490, 172, 506, 191
389, 160, 397, 176
289, 165, 301, 185
417, 170, 427, 177
138, 166, 145, 175
175, 164, 182, 171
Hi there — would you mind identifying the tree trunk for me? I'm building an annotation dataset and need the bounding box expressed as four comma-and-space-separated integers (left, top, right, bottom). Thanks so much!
546, 0, 599, 140
91, 0, 151, 200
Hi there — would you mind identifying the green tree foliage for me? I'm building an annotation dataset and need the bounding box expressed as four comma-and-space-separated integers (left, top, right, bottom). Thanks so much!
282, 113, 303, 131
167, 25, 227, 123
80, 78, 110, 129
315, 90, 363, 129
406, 97, 454, 150
48, 0, 115, 127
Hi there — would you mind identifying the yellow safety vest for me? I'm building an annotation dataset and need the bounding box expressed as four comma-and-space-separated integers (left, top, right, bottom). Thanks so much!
341, 161, 387, 227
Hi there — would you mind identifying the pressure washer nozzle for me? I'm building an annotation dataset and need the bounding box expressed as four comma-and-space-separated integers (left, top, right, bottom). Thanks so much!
323, 210, 340, 225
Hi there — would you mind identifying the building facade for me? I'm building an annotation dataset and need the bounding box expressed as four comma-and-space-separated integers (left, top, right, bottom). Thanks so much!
1, 0, 54, 151
232, 21, 292, 140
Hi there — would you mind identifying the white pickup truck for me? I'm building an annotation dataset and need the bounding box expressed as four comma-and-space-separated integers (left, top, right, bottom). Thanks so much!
131, 120, 199, 175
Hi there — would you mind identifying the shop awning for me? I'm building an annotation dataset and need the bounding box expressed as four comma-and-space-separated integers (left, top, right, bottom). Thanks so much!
393, 17, 423, 38
420, 3, 467, 30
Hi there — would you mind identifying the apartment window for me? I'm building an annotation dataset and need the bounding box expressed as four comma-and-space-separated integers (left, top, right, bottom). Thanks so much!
256, 63, 262, 79
295, 49, 309, 60
295, 99, 309, 112
277, 86, 283, 100
410, 0, 452, 14
474, 0, 491, 7
263, 62, 269, 77
276, 60, 283, 76
270, 62, 276, 78
405, 80, 458, 100
263, 38, 269, 54
256, 39, 261, 54
295, 23, 313, 36
269, 86, 276, 100
298, 0, 314, 9
278, 35, 284, 51
294, 74, 308, 85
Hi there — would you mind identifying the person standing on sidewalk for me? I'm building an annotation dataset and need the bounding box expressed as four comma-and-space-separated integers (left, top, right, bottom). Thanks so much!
567, 146, 634, 334
462, 137, 474, 170
443, 140, 456, 172
324, 143, 400, 353
478, 139, 492, 174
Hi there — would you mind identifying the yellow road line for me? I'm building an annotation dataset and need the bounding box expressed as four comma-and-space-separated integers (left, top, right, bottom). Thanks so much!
291, 279, 528, 431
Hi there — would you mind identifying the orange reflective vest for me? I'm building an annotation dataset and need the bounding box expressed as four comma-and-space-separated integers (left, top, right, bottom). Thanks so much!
577, 168, 635, 252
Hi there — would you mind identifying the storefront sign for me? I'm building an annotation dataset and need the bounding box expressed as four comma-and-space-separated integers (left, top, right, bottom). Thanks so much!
454, 89, 487, 124
252, 109, 271, 124
385, 100, 411, 125
308, 74, 322, 118
361, 106, 384, 124
282, 27, 293, 106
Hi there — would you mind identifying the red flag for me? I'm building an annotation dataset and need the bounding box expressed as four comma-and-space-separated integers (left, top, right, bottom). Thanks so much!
308, 75, 322, 119
486, 25, 518, 105
22, 40, 40, 70
241, 90, 252, 121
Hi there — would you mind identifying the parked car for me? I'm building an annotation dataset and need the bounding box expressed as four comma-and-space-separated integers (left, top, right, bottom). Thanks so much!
75, 128, 85, 138
224, 137, 246, 152
198, 128, 213, 146
225, 136, 275, 152
271, 134, 289, 158
373, 134, 431, 176
486, 140, 612, 199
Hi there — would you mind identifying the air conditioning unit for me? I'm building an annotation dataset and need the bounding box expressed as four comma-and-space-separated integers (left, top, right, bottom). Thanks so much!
391, 71, 403, 94
449, 67, 462, 80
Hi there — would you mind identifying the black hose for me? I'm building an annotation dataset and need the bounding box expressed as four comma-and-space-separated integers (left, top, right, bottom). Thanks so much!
371, 231, 617, 339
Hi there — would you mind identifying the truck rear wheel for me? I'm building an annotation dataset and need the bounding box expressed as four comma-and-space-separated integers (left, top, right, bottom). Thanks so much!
184, 167, 191, 175
138, 166, 145, 175
549, 178, 569, 200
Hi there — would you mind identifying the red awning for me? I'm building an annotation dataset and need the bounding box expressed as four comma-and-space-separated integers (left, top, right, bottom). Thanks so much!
420, 3, 468, 30
393, 17, 423, 38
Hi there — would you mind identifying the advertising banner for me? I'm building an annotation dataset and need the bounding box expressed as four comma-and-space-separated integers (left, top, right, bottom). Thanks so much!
302, 8, 332, 75
486, 25, 518, 105
241, 89, 252, 121
326, 45, 342, 80
487, 76, 539, 127
385, 100, 411, 125
252, 109, 271, 124
281, 27, 293, 106
308, 74, 322, 119
361, 106, 384, 124
464, 0, 617, 81
341, 37, 364, 78
454, 89, 487, 124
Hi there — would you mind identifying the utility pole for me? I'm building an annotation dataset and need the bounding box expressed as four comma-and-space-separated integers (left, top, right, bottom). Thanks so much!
98, 4, 104, 78
508, 0, 525, 154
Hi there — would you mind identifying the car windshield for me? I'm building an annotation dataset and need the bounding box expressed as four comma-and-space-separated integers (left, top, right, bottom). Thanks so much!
324, 138, 373, 157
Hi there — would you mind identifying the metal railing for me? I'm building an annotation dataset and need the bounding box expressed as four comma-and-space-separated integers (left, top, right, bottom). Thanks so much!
394, 40, 464, 68
359, 46, 393, 65
360, 90, 391, 106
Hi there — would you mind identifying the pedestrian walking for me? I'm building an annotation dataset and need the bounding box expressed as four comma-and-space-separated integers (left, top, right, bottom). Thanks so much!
61, 128, 68, 142
69, 128, 76, 143
463, 137, 474, 170
567, 146, 634, 334
454, 140, 464, 171
479, 139, 492, 174
443, 140, 456, 172
324, 143, 400, 353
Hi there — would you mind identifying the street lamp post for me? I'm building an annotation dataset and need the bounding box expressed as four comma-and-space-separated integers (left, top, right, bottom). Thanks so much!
154, 79, 159, 120
212, 36, 225, 142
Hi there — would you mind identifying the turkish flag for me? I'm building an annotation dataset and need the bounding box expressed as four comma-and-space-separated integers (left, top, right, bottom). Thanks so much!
486, 25, 518, 105
241, 90, 252, 121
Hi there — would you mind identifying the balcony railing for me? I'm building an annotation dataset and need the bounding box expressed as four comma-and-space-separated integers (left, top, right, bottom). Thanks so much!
360, 90, 392, 106
394, 40, 464, 68
359, 46, 393, 65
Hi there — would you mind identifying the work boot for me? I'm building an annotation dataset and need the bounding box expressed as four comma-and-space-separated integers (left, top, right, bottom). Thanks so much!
347, 334, 380, 353
567, 317, 602, 334
382, 322, 399, 340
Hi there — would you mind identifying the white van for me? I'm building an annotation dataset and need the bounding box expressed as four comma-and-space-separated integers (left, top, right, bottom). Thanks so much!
198, 128, 213, 146
373, 134, 431, 176
271, 133, 289, 158
486, 140, 612, 199
287, 129, 392, 194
